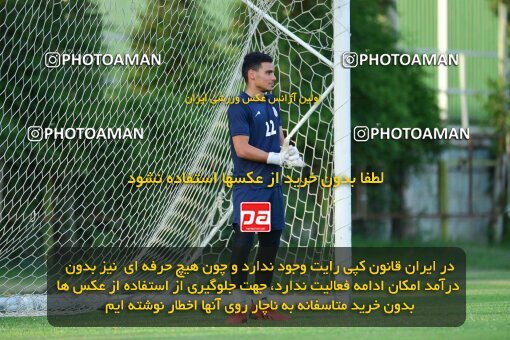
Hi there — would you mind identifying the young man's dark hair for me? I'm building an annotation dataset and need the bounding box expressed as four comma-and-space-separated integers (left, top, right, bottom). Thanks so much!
241, 52, 273, 83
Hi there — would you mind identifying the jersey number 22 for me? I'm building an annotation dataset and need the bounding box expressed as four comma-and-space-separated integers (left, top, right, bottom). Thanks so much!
265, 120, 276, 137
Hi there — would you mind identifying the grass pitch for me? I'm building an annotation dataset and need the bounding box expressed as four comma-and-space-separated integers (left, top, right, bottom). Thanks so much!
1, 246, 509, 339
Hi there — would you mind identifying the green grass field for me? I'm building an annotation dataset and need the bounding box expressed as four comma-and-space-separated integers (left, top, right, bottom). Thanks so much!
1, 245, 509, 339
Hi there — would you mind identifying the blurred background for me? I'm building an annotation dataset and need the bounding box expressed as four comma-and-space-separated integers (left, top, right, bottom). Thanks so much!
0, 0, 509, 309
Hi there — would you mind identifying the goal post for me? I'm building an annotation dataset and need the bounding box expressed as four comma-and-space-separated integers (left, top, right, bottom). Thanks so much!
333, 0, 352, 249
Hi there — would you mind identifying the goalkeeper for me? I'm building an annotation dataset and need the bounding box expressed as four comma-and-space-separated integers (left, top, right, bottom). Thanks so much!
225, 52, 304, 324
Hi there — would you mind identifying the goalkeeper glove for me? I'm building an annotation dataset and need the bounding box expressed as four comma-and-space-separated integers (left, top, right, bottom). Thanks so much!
287, 145, 299, 157
285, 145, 305, 168
267, 145, 305, 168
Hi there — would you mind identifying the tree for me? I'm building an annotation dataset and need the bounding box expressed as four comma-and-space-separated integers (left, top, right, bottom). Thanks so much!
265, 0, 441, 240
486, 0, 510, 243
0, 0, 105, 256
125, 0, 246, 168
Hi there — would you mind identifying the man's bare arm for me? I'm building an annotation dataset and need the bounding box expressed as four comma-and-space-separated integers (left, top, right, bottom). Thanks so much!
232, 135, 269, 163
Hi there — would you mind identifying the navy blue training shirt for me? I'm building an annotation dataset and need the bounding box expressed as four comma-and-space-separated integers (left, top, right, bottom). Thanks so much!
227, 91, 282, 187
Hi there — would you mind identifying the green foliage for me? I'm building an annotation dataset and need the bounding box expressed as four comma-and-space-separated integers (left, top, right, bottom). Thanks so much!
486, 94, 510, 242
489, 0, 510, 14
350, 0, 441, 169
351, 0, 441, 233
130, 0, 246, 95
268, 0, 441, 174
486, 78, 510, 135
128, 0, 246, 165
0, 0, 107, 256
272, 0, 441, 225
0, 0, 443, 252
486, 0, 510, 243
0, 0, 105, 171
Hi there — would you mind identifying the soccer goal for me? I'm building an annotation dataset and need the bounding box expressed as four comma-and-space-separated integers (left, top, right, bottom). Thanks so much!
0, 0, 351, 316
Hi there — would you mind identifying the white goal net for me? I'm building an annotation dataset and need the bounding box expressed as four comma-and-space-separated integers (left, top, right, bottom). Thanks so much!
0, 0, 349, 316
